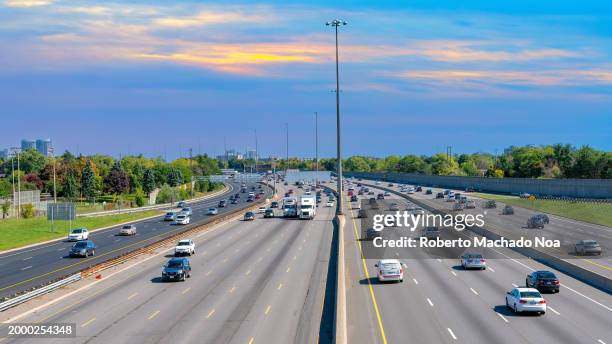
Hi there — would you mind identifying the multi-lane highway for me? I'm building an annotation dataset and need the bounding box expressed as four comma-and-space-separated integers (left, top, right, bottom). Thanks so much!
343, 182, 612, 344
0, 182, 269, 300
1, 184, 336, 344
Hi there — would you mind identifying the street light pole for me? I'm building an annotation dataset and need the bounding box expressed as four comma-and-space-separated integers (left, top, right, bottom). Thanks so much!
315, 111, 319, 189
49, 147, 57, 204
11, 148, 21, 219
11, 155, 15, 218
326, 19, 347, 215
285, 122, 289, 172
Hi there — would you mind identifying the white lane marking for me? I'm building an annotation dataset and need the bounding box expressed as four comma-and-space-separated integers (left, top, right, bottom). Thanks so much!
148, 310, 160, 320
470, 288, 479, 295
412, 278, 418, 284
127, 292, 138, 300
277, 283, 283, 290
206, 309, 215, 319
548, 306, 560, 315
512, 283, 519, 288
223, 258, 228, 263
447, 328, 457, 340
22, 256, 33, 261
229, 286, 236, 293
597, 339, 606, 344
496, 312, 509, 323
57, 248, 64, 251
115, 239, 120, 242
245, 269, 251, 276
451, 271, 457, 276
21, 265, 32, 271
264, 305, 271, 315
436, 259, 442, 263
81, 317, 96, 327
427, 298, 434, 307
182, 287, 191, 294
488, 266, 495, 272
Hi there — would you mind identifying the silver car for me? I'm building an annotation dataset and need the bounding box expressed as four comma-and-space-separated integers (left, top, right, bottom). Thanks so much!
460, 252, 486, 270
119, 225, 137, 236
164, 212, 177, 221
575, 240, 602, 255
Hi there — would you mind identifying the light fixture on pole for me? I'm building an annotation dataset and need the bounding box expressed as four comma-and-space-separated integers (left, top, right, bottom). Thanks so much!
326, 18, 347, 215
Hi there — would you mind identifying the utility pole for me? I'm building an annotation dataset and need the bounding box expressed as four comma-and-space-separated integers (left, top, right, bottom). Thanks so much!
189, 148, 194, 198
255, 129, 259, 174
49, 147, 57, 203
224, 136, 228, 169
315, 111, 319, 189
11, 148, 21, 219
11, 155, 15, 218
326, 19, 347, 215
285, 122, 289, 172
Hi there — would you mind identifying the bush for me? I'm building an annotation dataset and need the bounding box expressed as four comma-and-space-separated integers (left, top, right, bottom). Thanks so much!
1, 201, 10, 219
135, 194, 145, 207
156, 185, 179, 204
21, 204, 35, 219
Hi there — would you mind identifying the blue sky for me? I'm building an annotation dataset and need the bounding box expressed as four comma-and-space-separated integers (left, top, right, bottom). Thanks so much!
0, 0, 610, 159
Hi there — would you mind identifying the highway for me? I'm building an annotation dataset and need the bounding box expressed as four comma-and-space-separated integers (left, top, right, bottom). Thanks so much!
342, 182, 612, 344
373, 181, 612, 278
1, 184, 336, 344
0, 181, 269, 300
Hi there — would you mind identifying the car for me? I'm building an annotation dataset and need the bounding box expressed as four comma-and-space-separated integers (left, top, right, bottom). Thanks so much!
505, 288, 546, 315
502, 205, 514, 215
257, 206, 267, 214
288, 189, 294, 194
357, 209, 367, 218
460, 252, 486, 270
443, 190, 450, 195
375, 259, 407, 283
575, 240, 602, 255
350, 195, 358, 202
218, 200, 227, 208
234, 193, 240, 199
465, 200, 476, 209
425, 189, 433, 195
422, 226, 440, 239
415, 186, 422, 192
368, 191, 375, 195
452, 202, 463, 211
383, 191, 391, 196
519, 192, 531, 198
526, 271, 559, 293
377, 193, 385, 200
533, 214, 550, 224
465, 188, 475, 193
177, 201, 187, 208
389, 203, 400, 211
119, 225, 137, 236
69, 240, 96, 257
231, 198, 239, 204
174, 239, 195, 256
247, 196, 254, 202
446, 195, 455, 202
527, 216, 545, 229
181, 207, 193, 216
435, 192, 444, 199
483, 200, 497, 208
326, 200, 335, 207
174, 214, 190, 225
244, 212, 255, 221
264, 208, 274, 218
248, 192, 255, 197
207, 208, 218, 215
412, 207, 425, 215
375, 181, 381, 185
164, 212, 177, 221
67, 228, 89, 241
271, 201, 279, 208
161, 257, 191, 282
255, 194, 262, 200
347, 190, 353, 197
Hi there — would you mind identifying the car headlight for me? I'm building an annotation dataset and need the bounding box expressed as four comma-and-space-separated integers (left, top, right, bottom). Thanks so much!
162, 271, 167, 275
80, 249, 86, 253
177, 270, 183, 274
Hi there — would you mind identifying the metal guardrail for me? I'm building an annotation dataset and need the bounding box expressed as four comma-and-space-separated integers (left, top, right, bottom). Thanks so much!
0, 274, 81, 312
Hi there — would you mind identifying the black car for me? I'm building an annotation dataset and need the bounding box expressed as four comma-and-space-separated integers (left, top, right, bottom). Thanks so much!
425, 189, 433, 195
435, 192, 444, 199
218, 200, 227, 208
247, 196, 254, 202
357, 209, 367, 218
244, 211, 255, 221
235, 193, 240, 199
526, 271, 559, 293
527, 216, 545, 229
350, 195, 358, 202
377, 193, 385, 200
69, 240, 96, 257
162, 257, 191, 282
483, 200, 497, 208
264, 209, 274, 218
271, 201, 279, 208
231, 198, 239, 204
533, 214, 550, 224
416, 186, 422, 192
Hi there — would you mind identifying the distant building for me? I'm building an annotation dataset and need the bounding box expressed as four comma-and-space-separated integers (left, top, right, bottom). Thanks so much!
21, 139, 35, 151
245, 150, 258, 160
36, 139, 52, 156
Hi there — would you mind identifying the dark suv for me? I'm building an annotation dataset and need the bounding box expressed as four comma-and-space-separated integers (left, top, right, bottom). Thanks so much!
162, 257, 192, 282
218, 200, 227, 208
69, 240, 96, 257
526, 271, 559, 293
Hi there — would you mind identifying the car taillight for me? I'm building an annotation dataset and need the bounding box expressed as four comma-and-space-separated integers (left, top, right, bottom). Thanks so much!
480, 259, 486, 263
519, 300, 527, 304
554, 280, 560, 285
539, 300, 546, 304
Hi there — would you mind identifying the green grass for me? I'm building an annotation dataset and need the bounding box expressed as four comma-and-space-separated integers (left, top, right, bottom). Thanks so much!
0, 210, 163, 251
472, 193, 612, 227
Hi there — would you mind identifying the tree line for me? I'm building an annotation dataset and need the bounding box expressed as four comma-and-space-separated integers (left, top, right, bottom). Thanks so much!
0, 149, 222, 202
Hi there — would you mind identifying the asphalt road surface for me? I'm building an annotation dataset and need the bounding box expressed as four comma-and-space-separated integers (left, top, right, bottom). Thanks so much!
341, 182, 611, 344
2, 184, 336, 344
0, 182, 271, 300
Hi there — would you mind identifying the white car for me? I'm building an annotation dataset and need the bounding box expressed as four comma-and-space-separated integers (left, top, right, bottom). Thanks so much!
119, 225, 137, 236
375, 181, 381, 185
258, 206, 267, 214
174, 214, 190, 225
207, 208, 218, 215
383, 191, 391, 196
67, 228, 89, 241
174, 239, 195, 256
412, 208, 425, 215
460, 252, 486, 270
375, 259, 407, 283
326, 200, 335, 207
505, 287, 546, 315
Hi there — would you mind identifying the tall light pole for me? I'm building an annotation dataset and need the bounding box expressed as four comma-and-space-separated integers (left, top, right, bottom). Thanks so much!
49, 147, 57, 203
11, 155, 15, 218
326, 18, 347, 215
315, 111, 319, 188
11, 147, 21, 219
285, 123, 289, 173
254, 129, 259, 174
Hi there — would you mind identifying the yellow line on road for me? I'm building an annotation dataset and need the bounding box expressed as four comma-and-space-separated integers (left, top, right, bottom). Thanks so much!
207, 309, 216, 319
81, 317, 96, 327
182, 287, 191, 294
580, 258, 612, 271
148, 310, 160, 320
348, 197, 388, 344
265, 305, 271, 315
127, 292, 138, 300
248, 337, 254, 344
277, 283, 283, 290
229, 285, 236, 293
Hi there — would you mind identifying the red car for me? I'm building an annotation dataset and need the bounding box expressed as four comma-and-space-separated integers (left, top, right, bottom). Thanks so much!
255, 194, 262, 200
347, 191, 354, 196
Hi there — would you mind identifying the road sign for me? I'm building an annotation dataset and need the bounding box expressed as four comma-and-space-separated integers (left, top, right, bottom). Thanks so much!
528, 195, 536, 201
47, 203, 76, 221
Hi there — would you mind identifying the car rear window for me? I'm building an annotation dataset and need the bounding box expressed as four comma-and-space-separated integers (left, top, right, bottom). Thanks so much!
167, 260, 184, 268
74, 242, 87, 248
177, 241, 190, 246
537, 272, 556, 279
520, 291, 541, 298
381, 263, 400, 269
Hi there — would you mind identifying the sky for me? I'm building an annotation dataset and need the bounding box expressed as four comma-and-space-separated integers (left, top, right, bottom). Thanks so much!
0, 0, 611, 159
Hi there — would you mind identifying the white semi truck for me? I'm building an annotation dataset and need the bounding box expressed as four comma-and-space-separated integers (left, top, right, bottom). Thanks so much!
299, 196, 316, 220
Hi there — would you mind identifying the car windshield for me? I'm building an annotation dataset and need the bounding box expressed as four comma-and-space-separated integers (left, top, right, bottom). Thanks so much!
520, 291, 541, 298
209, 208, 215, 211
537, 272, 556, 279
300, 205, 311, 209
74, 242, 87, 248
246, 212, 253, 216
176, 215, 185, 219
381, 263, 400, 269
177, 241, 190, 246
167, 260, 184, 268
465, 254, 483, 259
582, 240, 598, 245
122, 225, 131, 229
166, 212, 175, 216
71, 229, 83, 233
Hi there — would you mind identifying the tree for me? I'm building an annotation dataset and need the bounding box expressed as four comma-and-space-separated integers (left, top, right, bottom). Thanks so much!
104, 161, 130, 194
344, 156, 371, 172
63, 170, 79, 200
81, 160, 96, 201
567, 146, 601, 178
18, 149, 47, 175
143, 168, 156, 195
166, 168, 182, 187
23, 173, 44, 190
1, 201, 10, 219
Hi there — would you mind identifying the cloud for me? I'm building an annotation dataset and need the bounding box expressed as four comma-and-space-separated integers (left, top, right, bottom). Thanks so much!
153, 10, 271, 28
4, 0, 52, 7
